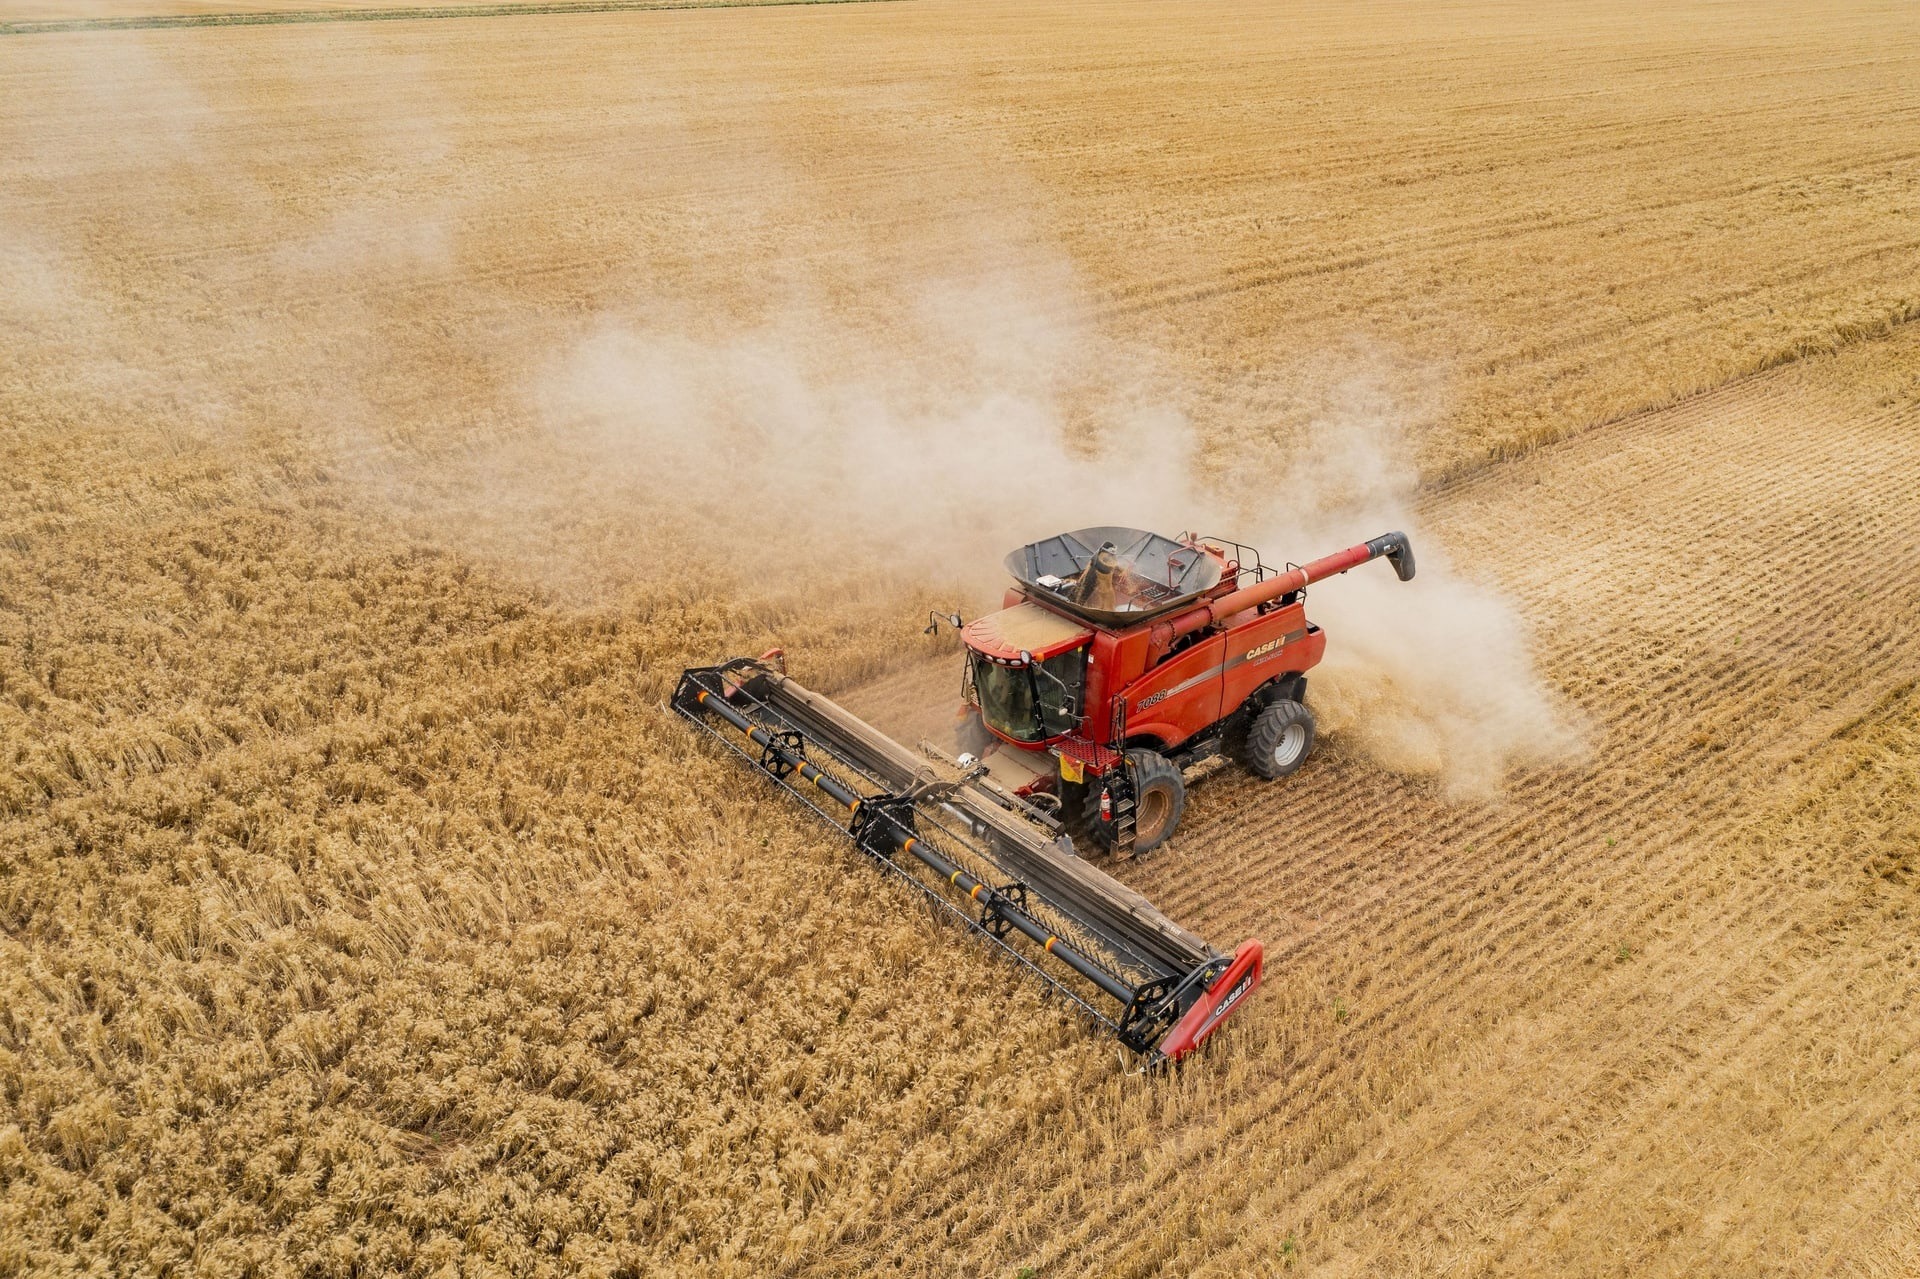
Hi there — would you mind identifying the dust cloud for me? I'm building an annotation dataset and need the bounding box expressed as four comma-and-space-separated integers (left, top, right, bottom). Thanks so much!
526, 271, 1201, 588
0, 32, 1580, 800
529, 274, 1582, 795
1229, 356, 1587, 797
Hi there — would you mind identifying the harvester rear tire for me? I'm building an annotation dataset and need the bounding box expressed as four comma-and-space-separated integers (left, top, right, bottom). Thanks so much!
1245, 699, 1315, 779
1128, 749, 1186, 853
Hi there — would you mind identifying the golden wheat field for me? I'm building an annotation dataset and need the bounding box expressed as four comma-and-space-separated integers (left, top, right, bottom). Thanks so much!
3, 0, 1918, 1274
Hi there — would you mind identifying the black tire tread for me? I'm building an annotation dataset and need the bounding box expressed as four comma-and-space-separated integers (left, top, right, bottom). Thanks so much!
1243, 699, 1316, 779
1126, 748, 1187, 853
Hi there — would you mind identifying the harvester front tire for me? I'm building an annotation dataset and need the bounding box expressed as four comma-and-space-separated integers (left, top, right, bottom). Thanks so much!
1061, 779, 1097, 846
1128, 749, 1186, 853
1245, 699, 1315, 779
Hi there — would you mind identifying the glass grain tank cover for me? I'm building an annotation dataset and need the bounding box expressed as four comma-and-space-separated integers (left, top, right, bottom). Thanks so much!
971, 645, 1088, 743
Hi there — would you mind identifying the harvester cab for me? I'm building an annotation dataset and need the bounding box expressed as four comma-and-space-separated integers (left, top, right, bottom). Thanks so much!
673, 525, 1412, 1067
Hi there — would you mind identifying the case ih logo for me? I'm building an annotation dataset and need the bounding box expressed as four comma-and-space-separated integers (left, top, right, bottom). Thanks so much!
1243, 637, 1284, 661
1198, 970, 1256, 1039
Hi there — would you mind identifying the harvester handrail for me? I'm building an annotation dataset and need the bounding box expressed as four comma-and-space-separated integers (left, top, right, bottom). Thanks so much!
1190, 533, 1272, 590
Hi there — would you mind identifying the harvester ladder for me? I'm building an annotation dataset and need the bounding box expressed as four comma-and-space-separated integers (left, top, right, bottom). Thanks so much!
1110, 764, 1138, 858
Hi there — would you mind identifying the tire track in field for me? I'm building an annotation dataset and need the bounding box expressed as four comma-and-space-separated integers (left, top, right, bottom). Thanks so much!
838, 323, 1920, 1276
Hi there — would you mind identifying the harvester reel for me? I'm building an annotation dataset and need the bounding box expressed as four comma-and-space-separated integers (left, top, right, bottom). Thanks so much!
849, 793, 917, 861
1115, 976, 1180, 1054
760, 730, 806, 779
672, 659, 1265, 1063
983, 882, 1028, 938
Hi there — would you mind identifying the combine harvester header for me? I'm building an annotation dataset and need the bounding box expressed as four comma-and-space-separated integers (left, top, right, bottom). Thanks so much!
674, 527, 1413, 1065
672, 660, 1257, 1063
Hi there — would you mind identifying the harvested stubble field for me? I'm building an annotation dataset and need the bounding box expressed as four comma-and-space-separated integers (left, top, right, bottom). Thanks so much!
2, 0, 1917, 1275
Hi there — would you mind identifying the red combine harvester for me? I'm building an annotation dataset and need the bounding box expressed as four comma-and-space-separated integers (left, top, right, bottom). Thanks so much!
674, 527, 1414, 1065
954, 527, 1416, 853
